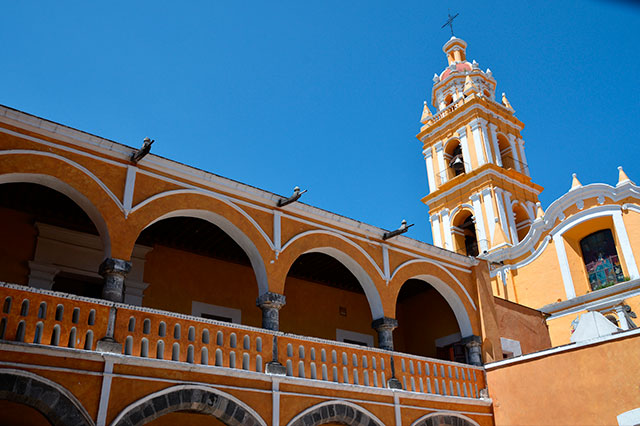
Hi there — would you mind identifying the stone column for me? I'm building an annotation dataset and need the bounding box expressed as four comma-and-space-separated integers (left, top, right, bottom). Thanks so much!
256, 292, 286, 331
463, 335, 483, 366
371, 317, 398, 351
99, 258, 132, 303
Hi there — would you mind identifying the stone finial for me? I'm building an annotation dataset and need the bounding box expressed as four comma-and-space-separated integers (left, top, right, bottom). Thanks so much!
570, 173, 582, 191
486, 68, 493, 77
501, 92, 513, 110
420, 101, 432, 124
433, 73, 440, 84
463, 75, 477, 94
617, 166, 634, 186
472, 59, 479, 70
535, 202, 545, 220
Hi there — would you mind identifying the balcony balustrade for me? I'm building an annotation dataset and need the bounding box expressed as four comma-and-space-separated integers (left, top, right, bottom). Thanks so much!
0, 282, 486, 399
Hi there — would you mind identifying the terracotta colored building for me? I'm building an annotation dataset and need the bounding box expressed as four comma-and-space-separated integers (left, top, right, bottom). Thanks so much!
0, 35, 638, 425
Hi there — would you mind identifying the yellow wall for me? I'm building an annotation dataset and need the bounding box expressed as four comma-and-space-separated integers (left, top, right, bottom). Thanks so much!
493, 297, 551, 355
510, 244, 565, 307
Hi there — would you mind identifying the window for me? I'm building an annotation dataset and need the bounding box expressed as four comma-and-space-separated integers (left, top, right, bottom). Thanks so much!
580, 229, 625, 291
191, 301, 241, 324
336, 329, 373, 347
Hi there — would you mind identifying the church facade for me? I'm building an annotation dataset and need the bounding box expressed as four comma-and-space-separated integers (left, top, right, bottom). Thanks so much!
0, 35, 638, 425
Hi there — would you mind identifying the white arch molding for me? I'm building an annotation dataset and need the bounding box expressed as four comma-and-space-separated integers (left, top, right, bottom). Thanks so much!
0, 173, 112, 257
143, 209, 270, 295
398, 274, 474, 338
410, 412, 481, 426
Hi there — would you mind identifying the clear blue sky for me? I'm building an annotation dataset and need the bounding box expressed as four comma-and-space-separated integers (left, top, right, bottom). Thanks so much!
1, 1, 638, 243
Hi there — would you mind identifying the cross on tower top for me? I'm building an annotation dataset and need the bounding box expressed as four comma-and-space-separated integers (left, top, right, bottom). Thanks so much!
441, 11, 459, 37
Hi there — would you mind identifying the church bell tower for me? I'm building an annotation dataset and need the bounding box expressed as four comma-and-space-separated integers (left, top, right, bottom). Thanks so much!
418, 37, 543, 256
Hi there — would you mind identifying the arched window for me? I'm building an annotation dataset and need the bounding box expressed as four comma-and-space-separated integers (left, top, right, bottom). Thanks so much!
445, 141, 465, 178
452, 211, 478, 257
580, 229, 625, 291
512, 203, 532, 241
497, 134, 515, 170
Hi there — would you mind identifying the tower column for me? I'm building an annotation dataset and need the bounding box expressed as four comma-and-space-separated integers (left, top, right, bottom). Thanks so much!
430, 214, 443, 248
457, 127, 473, 173
489, 123, 502, 166
480, 119, 494, 165
507, 134, 522, 172
435, 142, 447, 185
482, 188, 497, 243
470, 119, 487, 167
517, 138, 530, 176
503, 191, 519, 244
441, 208, 454, 250
470, 193, 489, 253
424, 148, 437, 193
493, 188, 511, 244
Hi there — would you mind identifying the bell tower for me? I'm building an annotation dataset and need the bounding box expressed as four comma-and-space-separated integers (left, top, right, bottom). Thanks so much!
418, 37, 543, 256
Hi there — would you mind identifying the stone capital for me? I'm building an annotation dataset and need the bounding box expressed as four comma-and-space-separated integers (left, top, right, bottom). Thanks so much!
371, 317, 398, 332
99, 258, 132, 277
256, 292, 286, 310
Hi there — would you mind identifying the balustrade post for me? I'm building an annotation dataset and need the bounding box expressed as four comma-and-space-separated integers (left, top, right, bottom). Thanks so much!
463, 335, 483, 366
387, 355, 402, 389
256, 292, 286, 331
371, 317, 398, 351
96, 305, 122, 353
265, 335, 286, 375
99, 258, 132, 303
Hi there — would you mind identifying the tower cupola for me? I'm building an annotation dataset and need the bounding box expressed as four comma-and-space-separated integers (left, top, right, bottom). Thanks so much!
443, 37, 467, 64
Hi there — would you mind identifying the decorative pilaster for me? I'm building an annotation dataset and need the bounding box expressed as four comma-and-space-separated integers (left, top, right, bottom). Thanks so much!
469, 193, 489, 253
256, 292, 286, 331
441, 209, 454, 251
99, 258, 132, 303
469, 119, 486, 167
430, 214, 443, 248
371, 317, 398, 351
462, 335, 483, 366
507, 134, 521, 172
456, 127, 473, 173
489, 123, 502, 166
424, 148, 437, 193
435, 142, 446, 185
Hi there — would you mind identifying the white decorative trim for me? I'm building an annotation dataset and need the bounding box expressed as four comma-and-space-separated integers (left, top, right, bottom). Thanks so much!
553, 234, 576, 299
456, 127, 473, 173
617, 407, 640, 426
435, 142, 447, 186
424, 148, 437, 193
411, 412, 481, 426
470, 119, 486, 167
191, 301, 241, 324
96, 359, 114, 426
612, 210, 639, 279
336, 329, 374, 347
430, 215, 443, 248
470, 193, 488, 253
507, 134, 521, 172
503, 192, 518, 244
285, 400, 386, 426
441, 209, 454, 251
382, 244, 390, 283
482, 189, 496, 241
123, 165, 136, 216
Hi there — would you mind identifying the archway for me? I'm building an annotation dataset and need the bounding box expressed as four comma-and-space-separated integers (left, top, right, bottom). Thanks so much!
496, 134, 515, 170
444, 139, 465, 179
281, 248, 379, 345
451, 209, 478, 256
512, 203, 532, 241
411, 412, 480, 426
0, 179, 109, 297
0, 369, 94, 426
394, 279, 464, 361
134, 210, 267, 327
111, 385, 266, 426
286, 401, 384, 426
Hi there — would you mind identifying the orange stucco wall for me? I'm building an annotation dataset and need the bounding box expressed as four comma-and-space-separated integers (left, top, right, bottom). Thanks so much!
486, 331, 640, 425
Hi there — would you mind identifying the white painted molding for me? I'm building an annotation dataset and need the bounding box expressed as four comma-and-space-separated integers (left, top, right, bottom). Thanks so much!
553, 234, 576, 299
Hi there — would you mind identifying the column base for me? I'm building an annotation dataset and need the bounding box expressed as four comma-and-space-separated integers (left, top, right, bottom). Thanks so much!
265, 361, 286, 376
96, 338, 122, 354
387, 377, 402, 389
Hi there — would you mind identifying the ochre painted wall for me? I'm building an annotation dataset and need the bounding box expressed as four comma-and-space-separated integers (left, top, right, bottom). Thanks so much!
0, 208, 36, 286
509, 243, 565, 307
281, 276, 377, 344
487, 332, 640, 426
394, 287, 460, 358
493, 297, 551, 355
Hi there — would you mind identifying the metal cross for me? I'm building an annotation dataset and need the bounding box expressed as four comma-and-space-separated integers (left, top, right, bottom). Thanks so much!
441, 11, 459, 37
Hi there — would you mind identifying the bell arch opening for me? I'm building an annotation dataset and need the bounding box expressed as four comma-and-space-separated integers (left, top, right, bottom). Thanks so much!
452, 210, 478, 257
394, 279, 466, 361
134, 212, 266, 327
445, 140, 465, 179
497, 134, 515, 170
512, 203, 532, 241
281, 249, 381, 346
0, 181, 110, 298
